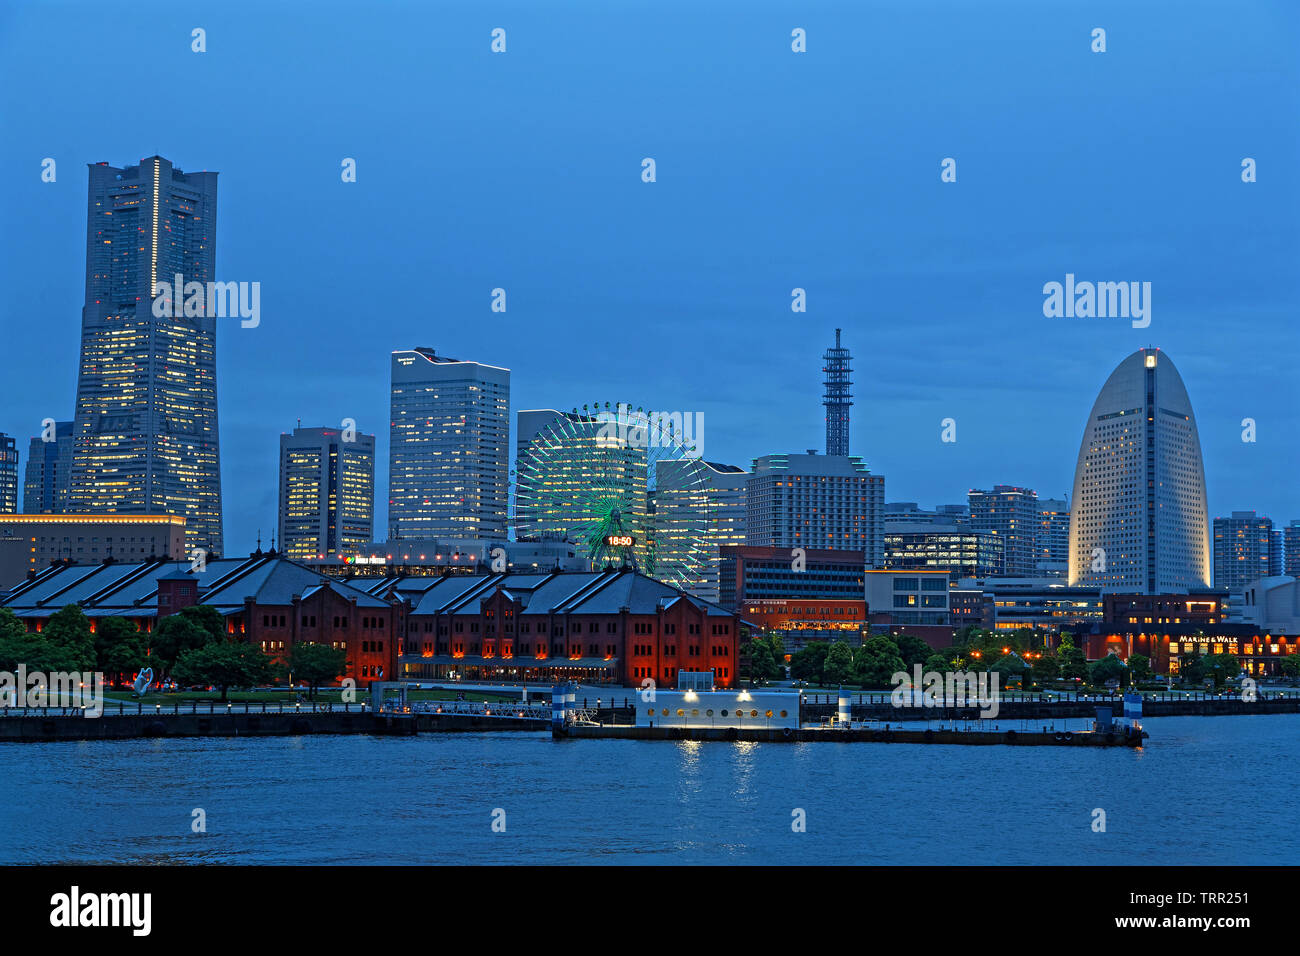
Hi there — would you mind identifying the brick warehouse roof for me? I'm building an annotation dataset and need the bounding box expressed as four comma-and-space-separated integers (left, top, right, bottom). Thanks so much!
0, 554, 391, 619
1, 557, 737, 621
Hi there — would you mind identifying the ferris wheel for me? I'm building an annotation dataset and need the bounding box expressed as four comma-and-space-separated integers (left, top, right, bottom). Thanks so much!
512, 403, 714, 591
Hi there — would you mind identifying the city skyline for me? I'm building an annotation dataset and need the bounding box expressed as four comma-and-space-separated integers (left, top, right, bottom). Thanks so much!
1, 5, 1296, 555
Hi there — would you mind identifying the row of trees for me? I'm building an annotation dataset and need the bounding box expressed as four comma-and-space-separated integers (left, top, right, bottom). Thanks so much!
0, 604, 350, 700
745, 623, 1271, 690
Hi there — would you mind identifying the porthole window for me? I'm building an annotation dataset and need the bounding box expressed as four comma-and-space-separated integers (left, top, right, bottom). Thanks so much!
780, 710, 788, 718
720, 709, 728, 717
661, 708, 669, 716
751, 710, 758, 718
706, 709, 713, 716
691, 709, 699, 717
765, 710, 773, 718
676, 709, 685, 717
646, 707, 655, 715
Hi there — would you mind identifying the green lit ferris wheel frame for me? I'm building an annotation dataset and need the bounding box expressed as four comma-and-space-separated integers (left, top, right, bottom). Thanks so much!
512, 402, 714, 589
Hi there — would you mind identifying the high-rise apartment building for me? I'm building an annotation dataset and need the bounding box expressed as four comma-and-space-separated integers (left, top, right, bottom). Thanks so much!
745, 452, 885, 567
1068, 348, 1210, 593
388, 348, 510, 541
654, 458, 747, 602
968, 485, 1040, 576
68, 156, 223, 555
22, 421, 74, 514
1037, 497, 1070, 577
1213, 511, 1279, 591
1285, 521, 1300, 578
278, 425, 375, 561
0, 434, 18, 514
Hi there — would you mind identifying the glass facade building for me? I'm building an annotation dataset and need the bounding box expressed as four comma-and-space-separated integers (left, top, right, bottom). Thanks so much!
22, 422, 74, 514
278, 426, 375, 561
388, 348, 510, 541
1068, 348, 1210, 593
68, 156, 223, 555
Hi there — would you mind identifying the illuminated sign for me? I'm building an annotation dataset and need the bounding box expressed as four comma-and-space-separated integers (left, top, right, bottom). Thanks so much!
604, 535, 635, 547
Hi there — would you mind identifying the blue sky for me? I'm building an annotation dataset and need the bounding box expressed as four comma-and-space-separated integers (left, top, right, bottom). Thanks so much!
1, 0, 1296, 553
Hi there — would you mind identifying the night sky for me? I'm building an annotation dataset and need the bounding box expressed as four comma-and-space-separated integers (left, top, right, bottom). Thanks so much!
2, 0, 1296, 553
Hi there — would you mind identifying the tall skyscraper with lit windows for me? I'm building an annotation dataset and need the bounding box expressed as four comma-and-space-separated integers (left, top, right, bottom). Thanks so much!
654, 458, 747, 602
278, 425, 375, 560
68, 156, 223, 555
1068, 348, 1210, 593
388, 348, 510, 541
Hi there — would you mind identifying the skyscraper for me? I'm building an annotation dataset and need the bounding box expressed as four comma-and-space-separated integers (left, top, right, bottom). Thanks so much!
22, 421, 74, 514
0, 433, 18, 514
746, 452, 885, 566
1213, 511, 1279, 591
1036, 496, 1070, 576
278, 425, 375, 561
968, 485, 1040, 576
1068, 348, 1210, 593
654, 458, 747, 601
823, 329, 852, 457
68, 156, 223, 555
388, 348, 510, 541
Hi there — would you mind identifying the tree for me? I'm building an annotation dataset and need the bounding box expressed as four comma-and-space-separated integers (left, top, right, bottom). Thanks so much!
94, 617, 147, 685
789, 643, 830, 685
1089, 654, 1129, 688
1057, 641, 1089, 682
172, 641, 276, 701
178, 604, 227, 644
822, 641, 855, 685
150, 615, 213, 673
855, 636, 906, 689
1280, 656, 1300, 682
1030, 654, 1060, 683
923, 652, 953, 675
288, 642, 349, 699
993, 654, 1028, 683
38, 605, 96, 672
891, 633, 932, 668
1127, 654, 1152, 684
1207, 653, 1241, 688
1179, 652, 1208, 687
747, 637, 782, 684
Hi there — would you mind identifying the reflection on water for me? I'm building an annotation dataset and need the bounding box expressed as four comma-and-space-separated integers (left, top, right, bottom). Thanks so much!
3, 715, 1297, 865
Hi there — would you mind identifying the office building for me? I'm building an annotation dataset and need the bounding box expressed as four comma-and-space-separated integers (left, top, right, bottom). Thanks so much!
718, 544, 865, 611
0, 433, 17, 514
1068, 348, 1210, 593
68, 156, 223, 555
883, 526, 1004, 578
278, 425, 375, 561
0, 514, 187, 588
22, 421, 74, 514
388, 348, 510, 541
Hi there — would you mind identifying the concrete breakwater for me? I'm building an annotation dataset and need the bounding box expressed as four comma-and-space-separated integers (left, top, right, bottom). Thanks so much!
556, 724, 1146, 746
0, 709, 546, 742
